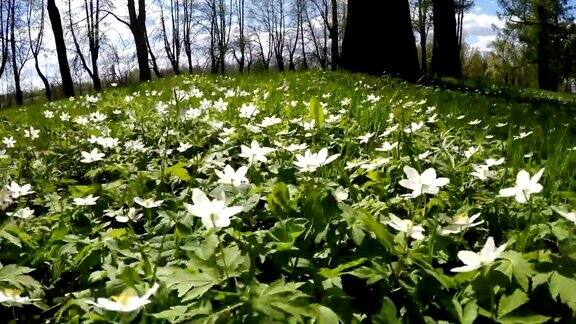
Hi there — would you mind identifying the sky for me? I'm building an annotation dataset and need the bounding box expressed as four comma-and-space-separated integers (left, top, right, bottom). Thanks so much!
464, 0, 504, 51
0, 0, 515, 94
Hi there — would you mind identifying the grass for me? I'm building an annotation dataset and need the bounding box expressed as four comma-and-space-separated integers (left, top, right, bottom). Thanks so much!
0, 71, 575, 322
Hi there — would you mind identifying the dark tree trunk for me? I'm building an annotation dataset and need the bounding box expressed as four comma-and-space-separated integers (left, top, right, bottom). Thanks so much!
341, 0, 420, 81
9, 3, 22, 105
536, 3, 558, 91
128, 0, 151, 82
34, 60, 52, 100
145, 32, 162, 78
47, 0, 75, 97
431, 0, 462, 78
330, 0, 338, 70
419, 26, 428, 74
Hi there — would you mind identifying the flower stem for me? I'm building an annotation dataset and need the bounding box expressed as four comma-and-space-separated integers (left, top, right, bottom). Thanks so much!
484, 266, 496, 321
522, 198, 533, 252
216, 232, 229, 280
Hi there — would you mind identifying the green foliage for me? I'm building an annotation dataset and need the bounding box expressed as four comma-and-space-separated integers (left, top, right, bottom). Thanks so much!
0, 71, 574, 322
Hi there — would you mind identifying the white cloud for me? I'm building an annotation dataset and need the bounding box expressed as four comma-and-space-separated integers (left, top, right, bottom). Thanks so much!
464, 13, 504, 37
470, 35, 498, 52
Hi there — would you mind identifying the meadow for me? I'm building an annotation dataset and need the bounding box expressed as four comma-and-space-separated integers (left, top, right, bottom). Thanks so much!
0, 71, 576, 322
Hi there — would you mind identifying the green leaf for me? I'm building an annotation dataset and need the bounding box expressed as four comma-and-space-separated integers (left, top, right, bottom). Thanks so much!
246, 279, 311, 320
319, 258, 367, 279
498, 289, 528, 318
267, 182, 292, 218
377, 297, 401, 324
498, 314, 551, 324
267, 218, 307, 251
309, 98, 324, 128
359, 211, 393, 251
548, 271, 576, 310
312, 304, 340, 324
158, 267, 219, 301
165, 162, 191, 181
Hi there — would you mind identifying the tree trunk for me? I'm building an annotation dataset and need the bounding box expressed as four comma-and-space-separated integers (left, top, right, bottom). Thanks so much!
47, 0, 75, 97
128, 0, 151, 82
35, 59, 52, 100
341, 0, 420, 81
419, 26, 427, 74
9, 9, 23, 105
330, 0, 338, 70
431, 0, 462, 78
536, 2, 558, 91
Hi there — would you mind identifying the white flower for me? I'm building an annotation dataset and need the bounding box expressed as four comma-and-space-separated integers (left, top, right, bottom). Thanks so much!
551, 207, 576, 225
81, 148, 105, 163
485, 158, 505, 167
24, 127, 40, 140
73, 195, 99, 206
451, 237, 506, 272
513, 131, 533, 140
87, 283, 159, 313
7, 207, 34, 219
333, 186, 349, 202
3, 136, 16, 148
0, 288, 37, 305
399, 166, 449, 198
105, 207, 142, 223
470, 164, 495, 181
417, 150, 432, 160
357, 132, 375, 144
215, 165, 249, 187
463, 146, 480, 159
239, 140, 275, 163
177, 142, 192, 152
260, 116, 282, 128
134, 197, 163, 209
468, 119, 482, 125
440, 213, 483, 235
382, 124, 398, 137
43, 110, 54, 118
294, 148, 340, 173
7, 182, 34, 198
376, 141, 398, 152
387, 214, 425, 240
498, 168, 544, 203
184, 189, 243, 229
239, 103, 259, 118
404, 122, 424, 133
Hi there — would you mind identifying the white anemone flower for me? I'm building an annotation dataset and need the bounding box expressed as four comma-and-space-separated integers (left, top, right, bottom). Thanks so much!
551, 207, 576, 225
87, 283, 159, 313
134, 197, 163, 209
215, 165, 250, 187
6, 181, 34, 198
375, 141, 398, 152
440, 213, 484, 235
73, 195, 99, 206
239, 140, 275, 163
470, 164, 495, 181
399, 166, 449, 198
81, 148, 105, 163
451, 237, 506, 272
387, 214, 425, 240
7, 207, 35, 219
294, 148, 340, 173
498, 168, 544, 203
184, 189, 243, 229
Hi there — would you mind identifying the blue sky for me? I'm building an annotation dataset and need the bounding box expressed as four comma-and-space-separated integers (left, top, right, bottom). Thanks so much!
465, 0, 503, 51
475, 0, 499, 15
